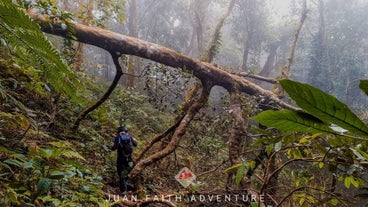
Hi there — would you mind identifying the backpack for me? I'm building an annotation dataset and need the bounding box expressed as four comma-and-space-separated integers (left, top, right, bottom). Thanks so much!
118, 132, 133, 155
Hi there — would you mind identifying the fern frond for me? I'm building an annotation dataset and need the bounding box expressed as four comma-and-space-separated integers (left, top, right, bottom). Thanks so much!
0, 0, 82, 101
61, 150, 86, 161
47, 141, 73, 149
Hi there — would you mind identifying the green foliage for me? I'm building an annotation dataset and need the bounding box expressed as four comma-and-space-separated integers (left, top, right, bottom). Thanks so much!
93, 0, 126, 26
254, 80, 368, 139
279, 79, 368, 137
251, 79, 368, 205
252, 79, 368, 143
253, 110, 335, 134
0, 0, 81, 101
0, 141, 104, 206
106, 86, 172, 135
143, 63, 194, 112
339, 175, 364, 189
224, 163, 246, 185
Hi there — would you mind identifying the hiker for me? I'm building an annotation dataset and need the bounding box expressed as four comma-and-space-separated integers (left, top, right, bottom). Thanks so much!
111, 126, 137, 193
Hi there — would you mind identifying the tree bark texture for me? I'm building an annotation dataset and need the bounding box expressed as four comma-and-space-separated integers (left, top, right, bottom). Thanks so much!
125, 0, 138, 87
227, 90, 249, 188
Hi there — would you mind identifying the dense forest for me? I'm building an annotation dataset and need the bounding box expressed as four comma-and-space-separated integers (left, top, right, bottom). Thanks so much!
2, 0, 368, 206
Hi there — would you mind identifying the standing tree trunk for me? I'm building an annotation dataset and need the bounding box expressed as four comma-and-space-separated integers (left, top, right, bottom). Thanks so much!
258, 43, 279, 78
241, 34, 252, 71
73, 0, 93, 71
307, 0, 332, 91
187, 0, 208, 58
282, 0, 307, 79
125, 0, 138, 88
240, 0, 257, 71
227, 90, 249, 188
203, 0, 235, 63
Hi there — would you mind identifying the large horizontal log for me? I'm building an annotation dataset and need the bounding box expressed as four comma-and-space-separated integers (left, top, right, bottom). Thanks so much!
27, 11, 299, 111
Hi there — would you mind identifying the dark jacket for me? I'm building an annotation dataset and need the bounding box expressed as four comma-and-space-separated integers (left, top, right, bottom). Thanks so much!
111, 132, 137, 158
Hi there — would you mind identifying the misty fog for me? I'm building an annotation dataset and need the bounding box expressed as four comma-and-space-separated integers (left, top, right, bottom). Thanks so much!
66, 0, 368, 114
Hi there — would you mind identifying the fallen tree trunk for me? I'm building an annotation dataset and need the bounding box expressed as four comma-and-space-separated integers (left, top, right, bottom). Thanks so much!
27, 11, 299, 112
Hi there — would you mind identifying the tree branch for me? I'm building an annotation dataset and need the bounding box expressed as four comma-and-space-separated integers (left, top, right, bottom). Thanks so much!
136, 115, 183, 162
136, 79, 203, 162
72, 52, 123, 130
236, 72, 279, 84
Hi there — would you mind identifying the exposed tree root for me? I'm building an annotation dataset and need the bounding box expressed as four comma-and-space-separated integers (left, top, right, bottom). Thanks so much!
129, 80, 212, 180
136, 80, 201, 162
136, 117, 182, 162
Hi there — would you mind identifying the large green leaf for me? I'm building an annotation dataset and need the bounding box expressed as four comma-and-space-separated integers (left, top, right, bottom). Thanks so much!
252, 110, 334, 134
235, 164, 246, 185
359, 80, 368, 96
280, 80, 368, 137
37, 178, 52, 195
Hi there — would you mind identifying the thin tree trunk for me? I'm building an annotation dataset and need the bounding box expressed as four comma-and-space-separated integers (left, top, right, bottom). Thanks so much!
73, 0, 93, 71
204, 0, 235, 63
275, 0, 307, 95
321, 0, 333, 92
185, 25, 197, 56
125, 0, 138, 88
282, 0, 307, 79
258, 43, 279, 78
195, 10, 204, 56
241, 35, 252, 71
